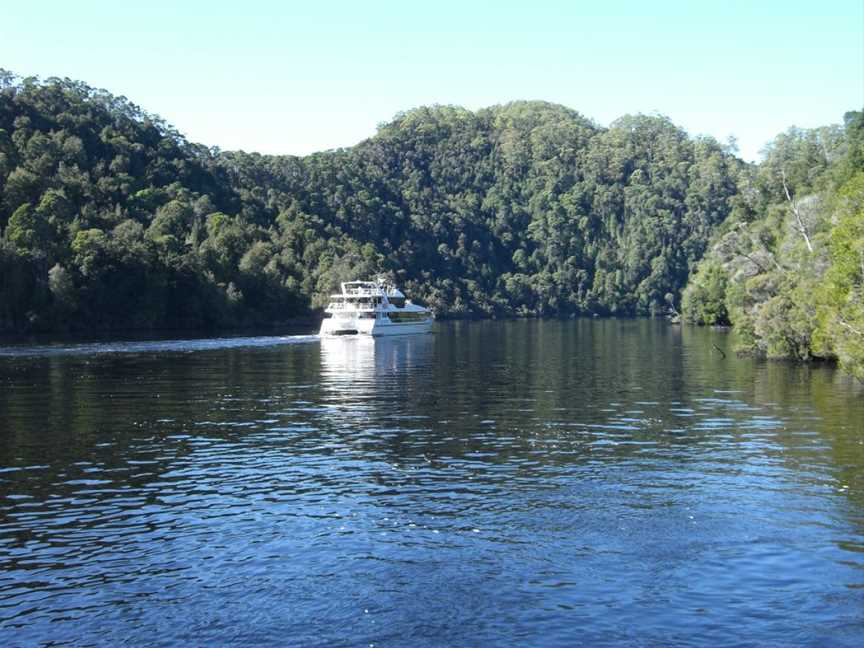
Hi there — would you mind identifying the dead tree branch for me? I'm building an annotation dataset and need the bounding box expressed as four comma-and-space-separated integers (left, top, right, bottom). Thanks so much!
838, 317, 864, 338
781, 169, 814, 253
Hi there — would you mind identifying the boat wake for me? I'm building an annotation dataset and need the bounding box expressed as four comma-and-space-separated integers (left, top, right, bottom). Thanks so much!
0, 334, 321, 358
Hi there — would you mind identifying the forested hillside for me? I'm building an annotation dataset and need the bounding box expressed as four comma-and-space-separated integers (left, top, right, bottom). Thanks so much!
682, 111, 864, 378
0, 72, 742, 332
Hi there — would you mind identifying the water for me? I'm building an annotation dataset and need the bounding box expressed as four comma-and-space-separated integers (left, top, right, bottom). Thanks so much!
1, 320, 863, 647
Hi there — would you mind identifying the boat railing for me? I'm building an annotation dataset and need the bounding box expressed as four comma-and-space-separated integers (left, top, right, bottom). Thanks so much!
342, 287, 384, 296
327, 302, 380, 312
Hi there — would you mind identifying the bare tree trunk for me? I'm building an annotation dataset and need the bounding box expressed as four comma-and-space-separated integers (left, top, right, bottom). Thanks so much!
781, 169, 814, 253
838, 317, 864, 338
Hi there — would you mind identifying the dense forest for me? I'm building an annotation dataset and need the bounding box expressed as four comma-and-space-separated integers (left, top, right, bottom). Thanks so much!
1, 71, 862, 377
0, 71, 741, 331
682, 111, 864, 379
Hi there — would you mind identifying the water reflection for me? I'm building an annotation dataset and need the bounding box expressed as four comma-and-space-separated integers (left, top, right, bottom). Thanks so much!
1, 321, 864, 647
319, 334, 435, 400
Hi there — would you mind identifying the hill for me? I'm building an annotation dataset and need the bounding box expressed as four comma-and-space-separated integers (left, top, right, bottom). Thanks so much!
0, 71, 744, 333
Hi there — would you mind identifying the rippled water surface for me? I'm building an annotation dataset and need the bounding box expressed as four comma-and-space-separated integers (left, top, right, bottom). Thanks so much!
1, 320, 864, 647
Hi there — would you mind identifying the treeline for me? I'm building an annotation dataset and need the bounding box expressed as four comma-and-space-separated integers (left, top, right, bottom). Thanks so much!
0, 71, 742, 333
0, 71, 310, 331
682, 111, 864, 378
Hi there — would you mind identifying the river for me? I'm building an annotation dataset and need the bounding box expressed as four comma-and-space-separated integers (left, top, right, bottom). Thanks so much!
1, 320, 863, 646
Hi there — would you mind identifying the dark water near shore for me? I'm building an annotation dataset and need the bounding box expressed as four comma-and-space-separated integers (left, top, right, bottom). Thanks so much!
1, 320, 863, 647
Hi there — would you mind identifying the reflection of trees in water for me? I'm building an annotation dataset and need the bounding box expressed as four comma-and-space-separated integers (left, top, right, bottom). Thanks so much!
750, 362, 864, 508
0, 335, 442, 500
419, 319, 698, 468
0, 345, 321, 492
437, 319, 693, 416
3, 324, 861, 482
1, 322, 863, 589
408, 321, 864, 486
2, 322, 863, 523
678, 323, 864, 518
0, 342, 330, 575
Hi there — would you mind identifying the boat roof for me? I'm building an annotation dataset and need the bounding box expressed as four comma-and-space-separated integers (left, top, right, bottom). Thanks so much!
331, 280, 405, 299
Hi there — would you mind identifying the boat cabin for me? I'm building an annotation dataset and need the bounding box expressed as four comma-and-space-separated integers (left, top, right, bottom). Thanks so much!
327, 281, 407, 310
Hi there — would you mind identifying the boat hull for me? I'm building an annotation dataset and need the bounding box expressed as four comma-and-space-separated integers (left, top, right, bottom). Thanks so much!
319, 317, 433, 337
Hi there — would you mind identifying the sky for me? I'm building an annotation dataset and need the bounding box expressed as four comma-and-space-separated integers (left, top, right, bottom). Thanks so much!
2, 0, 862, 162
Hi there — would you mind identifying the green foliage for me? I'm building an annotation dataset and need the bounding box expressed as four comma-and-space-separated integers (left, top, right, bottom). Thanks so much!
813, 173, 864, 378
48, 262, 75, 308
3, 65, 859, 380
681, 107, 864, 377
0, 71, 255, 332
0, 70, 746, 332
752, 280, 819, 360
681, 261, 730, 325
215, 103, 741, 319
5, 203, 47, 250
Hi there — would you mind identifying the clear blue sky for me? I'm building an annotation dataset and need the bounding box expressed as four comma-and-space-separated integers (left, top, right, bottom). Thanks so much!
2, 0, 862, 161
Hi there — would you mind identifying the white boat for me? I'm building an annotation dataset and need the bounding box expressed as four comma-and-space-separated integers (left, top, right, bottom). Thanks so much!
319, 279, 434, 336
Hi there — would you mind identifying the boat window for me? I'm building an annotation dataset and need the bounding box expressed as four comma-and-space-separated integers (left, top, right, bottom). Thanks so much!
386, 312, 429, 322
